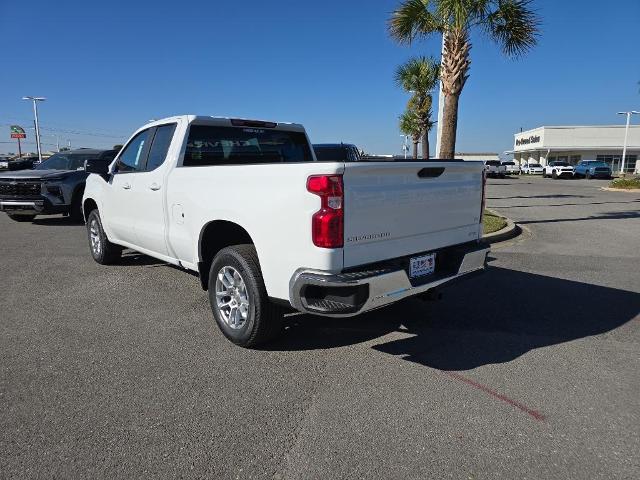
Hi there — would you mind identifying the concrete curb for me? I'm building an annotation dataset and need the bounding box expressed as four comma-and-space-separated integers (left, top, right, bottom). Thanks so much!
483, 208, 521, 244
600, 187, 640, 193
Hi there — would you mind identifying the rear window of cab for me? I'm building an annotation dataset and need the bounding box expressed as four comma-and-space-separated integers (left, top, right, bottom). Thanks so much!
183, 125, 313, 166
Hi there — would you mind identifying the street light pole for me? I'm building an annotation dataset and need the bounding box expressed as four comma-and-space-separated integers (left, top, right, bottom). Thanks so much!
22, 96, 46, 163
400, 134, 409, 159
617, 111, 639, 175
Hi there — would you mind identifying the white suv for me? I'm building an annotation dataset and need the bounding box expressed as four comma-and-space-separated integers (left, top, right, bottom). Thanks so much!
543, 161, 574, 179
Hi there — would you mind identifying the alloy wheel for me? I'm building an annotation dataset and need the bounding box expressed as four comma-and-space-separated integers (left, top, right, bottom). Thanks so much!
89, 219, 102, 256
215, 266, 250, 329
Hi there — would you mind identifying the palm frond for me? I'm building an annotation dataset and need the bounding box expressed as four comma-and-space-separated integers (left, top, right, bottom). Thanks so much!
395, 56, 440, 94
399, 109, 422, 137
486, 0, 540, 57
388, 0, 442, 44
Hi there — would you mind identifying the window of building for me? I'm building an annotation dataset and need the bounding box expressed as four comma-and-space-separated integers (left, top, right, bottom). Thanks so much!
624, 155, 637, 173
570, 155, 581, 165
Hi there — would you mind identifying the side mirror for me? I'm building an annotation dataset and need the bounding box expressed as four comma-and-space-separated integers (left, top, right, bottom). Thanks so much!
85, 158, 111, 177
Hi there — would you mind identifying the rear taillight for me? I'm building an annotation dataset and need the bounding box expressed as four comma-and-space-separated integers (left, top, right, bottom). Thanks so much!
307, 175, 344, 248
480, 170, 487, 226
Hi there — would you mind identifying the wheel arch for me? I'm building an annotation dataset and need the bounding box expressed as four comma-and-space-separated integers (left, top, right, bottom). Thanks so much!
197, 220, 256, 290
83, 197, 98, 222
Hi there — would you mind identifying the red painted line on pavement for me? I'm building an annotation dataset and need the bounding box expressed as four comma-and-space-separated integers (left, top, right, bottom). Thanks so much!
443, 371, 545, 421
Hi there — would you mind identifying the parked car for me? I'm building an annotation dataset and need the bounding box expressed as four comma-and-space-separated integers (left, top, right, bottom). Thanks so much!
0, 148, 116, 222
573, 161, 612, 179
501, 161, 520, 175
0, 156, 11, 170
313, 143, 362, 162
484, 160, 506, 178
543, 161, 574, 179
521, 163, 543, 175
83, 115, 489, 347
7, 156, 38, 171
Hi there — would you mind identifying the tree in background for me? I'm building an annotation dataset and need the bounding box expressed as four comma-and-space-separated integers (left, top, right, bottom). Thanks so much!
399, 108, 421, 159
395, 56, 439, 159
389, 0, 540, 158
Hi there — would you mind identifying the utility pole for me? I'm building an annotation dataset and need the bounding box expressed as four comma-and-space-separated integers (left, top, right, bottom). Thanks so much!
617, 111, 639, 175
22, 96, 46, 163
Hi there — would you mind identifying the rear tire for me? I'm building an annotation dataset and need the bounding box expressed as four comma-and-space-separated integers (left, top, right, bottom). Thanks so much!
7, 214, 36, 222
542, 171, 546, 178
208, 244, 283, 347
86, 209, 122, 264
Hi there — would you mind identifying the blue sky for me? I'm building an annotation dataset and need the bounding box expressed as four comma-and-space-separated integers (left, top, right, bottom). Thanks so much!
1, 0, 638, 156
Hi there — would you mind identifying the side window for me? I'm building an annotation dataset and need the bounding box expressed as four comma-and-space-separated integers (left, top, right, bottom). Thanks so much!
146, 124, 177, 171
116, 129, 150, 173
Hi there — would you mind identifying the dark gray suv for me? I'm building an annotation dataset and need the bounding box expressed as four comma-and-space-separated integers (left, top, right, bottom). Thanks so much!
0, 148, 116, 222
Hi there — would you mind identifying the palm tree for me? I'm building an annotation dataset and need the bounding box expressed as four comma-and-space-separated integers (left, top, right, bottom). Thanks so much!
395, 56, 439, 159
399, 108, 421, 159
389, 0, 540, 158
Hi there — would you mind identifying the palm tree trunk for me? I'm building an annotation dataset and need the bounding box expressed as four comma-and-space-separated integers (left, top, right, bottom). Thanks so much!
421, 132, 429, 160
439, 93, 459, 159
438, 28, 470, 159
412, 140, 418, 159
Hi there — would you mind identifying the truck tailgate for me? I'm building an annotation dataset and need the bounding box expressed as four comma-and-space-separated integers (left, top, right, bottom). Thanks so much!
342, 161, 484, 268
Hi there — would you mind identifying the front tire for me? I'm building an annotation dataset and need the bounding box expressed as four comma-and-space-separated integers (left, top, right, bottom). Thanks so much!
70, 189, 84, 223
208, 244, 282, 347
86, 209, 122, 264
585, 171, 591, 180
552, 171, 558, 179
8, 214, 36, 222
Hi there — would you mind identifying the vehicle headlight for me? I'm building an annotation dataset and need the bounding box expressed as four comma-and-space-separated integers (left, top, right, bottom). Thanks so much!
44, 175, 68, 183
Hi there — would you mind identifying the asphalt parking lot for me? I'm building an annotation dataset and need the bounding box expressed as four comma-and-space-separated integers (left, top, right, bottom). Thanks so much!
1, 176, 639, 479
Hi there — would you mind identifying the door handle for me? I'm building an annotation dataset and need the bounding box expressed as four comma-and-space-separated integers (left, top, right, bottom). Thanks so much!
149, 183, 161, 191
122, 182, 131, 190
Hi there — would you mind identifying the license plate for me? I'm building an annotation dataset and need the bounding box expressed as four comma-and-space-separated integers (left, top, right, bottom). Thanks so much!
409, 253, 436, 278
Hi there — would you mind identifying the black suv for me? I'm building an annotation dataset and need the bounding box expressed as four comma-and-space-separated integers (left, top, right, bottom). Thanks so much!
0, 148, 116, 222
313, 143, 362, 162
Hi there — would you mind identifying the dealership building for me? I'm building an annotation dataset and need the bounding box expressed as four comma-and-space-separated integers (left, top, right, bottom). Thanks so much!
510, 125, 640, 174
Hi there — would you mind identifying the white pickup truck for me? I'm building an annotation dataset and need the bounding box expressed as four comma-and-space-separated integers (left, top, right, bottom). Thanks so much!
83, 116, 489, 347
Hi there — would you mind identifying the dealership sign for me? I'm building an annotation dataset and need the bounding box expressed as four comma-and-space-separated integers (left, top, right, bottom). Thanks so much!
516, 135, 541, 146
10, 125, 26, 139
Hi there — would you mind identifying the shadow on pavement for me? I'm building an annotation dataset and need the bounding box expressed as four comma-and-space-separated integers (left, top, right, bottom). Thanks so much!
518, 210, 640, 224
268, 267, 640, 371
494, 200, 640, 209
117, 252, 166, 267
32, 216, 84, 226
487, 194, 590, 200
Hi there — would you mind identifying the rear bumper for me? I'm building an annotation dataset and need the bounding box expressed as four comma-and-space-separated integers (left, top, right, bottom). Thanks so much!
289, 241, 489, 317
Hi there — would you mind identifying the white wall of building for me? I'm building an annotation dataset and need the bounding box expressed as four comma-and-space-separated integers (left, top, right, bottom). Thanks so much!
512, 125, 640, 172
455, 153, 499, 162
514, 126, 640, 153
